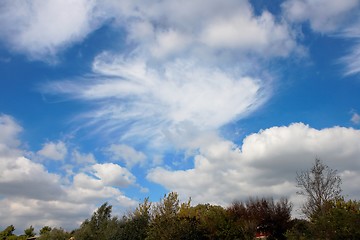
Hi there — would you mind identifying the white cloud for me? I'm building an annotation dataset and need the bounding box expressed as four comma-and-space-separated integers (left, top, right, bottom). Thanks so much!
72, 150, 97, 165
0, 198, 91, 233
351, 112, 360, 124
92, 163, 136, 187
45, 55, 268, 145
282, 0, 360, 33
124, 0, 297, 59
199, 10, 295, 57
0, 156, 64, 200
282, 0, 360, 75
341, 37, 360, 76
0, 0, 107, 61
0, 114, 138, 232
148, 123, 360, 211
37, 141, 68, 161
0, 114, 22, 150
106, 144, 146, 168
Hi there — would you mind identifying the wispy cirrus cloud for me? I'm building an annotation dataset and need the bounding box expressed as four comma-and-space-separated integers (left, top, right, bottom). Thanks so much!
282, 0, 360, 76
37, 1, 294, 149
44, 54, 269, 145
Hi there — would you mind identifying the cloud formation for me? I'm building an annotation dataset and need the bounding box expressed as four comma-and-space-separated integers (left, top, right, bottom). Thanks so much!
37, 141, 68, 161
106, 144, 147, 168
282, 0, 360, 76
0, 114, 138, 232
45, 55, 268, 145
351, 112, 360, 125
148, 123, 360, 210
0, 0, 106, 61
282, 0, 359, 33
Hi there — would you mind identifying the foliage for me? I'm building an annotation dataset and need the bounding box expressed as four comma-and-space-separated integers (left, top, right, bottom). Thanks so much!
37, 228, 70, 240
0, 225, 16, 240
24, 226, 35, 238
296, 158, 342, 218
39, 226, 51, 235
285, 219, 313, 240
2, 185, 359, 240
228, 197, 292, 240
146, 192, 184, 240
120, 198, 151, 240
74, 202, 121, 240
310, 198, 360, 239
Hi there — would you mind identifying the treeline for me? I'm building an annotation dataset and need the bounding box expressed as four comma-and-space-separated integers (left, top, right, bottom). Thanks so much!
0, 194, 292, 240
1, 159, 360, 240
2, 194, 360, 240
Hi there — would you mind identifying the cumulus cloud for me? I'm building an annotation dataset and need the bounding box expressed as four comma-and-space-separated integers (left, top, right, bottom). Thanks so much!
0, 0, 107, 61
0, 114, 22, 151
123, 0, 297, 59
72, 150, 97, 165
148, 123, 360, 211
106, 144, 147, 168
0, 114, 138, 232
282, 0, 360, 33
37, 141, 68, 161
0, 0, 298, 61
92, 163, 136, 187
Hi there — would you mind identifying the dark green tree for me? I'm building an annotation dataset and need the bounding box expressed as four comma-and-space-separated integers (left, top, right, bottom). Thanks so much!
74, 202, 121, 240
39, 226, 52, 235
311, 198, 360, 239
146, 192, 181, 240
37, 228, 71, 240
118, 197, 152, 240
24, 226, 35, 238
0, 225, 15, 240
285, 219, 313, 240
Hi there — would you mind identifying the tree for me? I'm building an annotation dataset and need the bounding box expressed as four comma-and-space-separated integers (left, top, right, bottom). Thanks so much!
24, 226, 35, 238
310, 198, 360, 239
39, 226, 52, 235
146, 192, 182, 240
296, 158, 342, 218
74, 202, 121, 240
120, 198, 151, 240
37, 228, 71, 240
285, 219, 312, 240
0, 225, 15, 240
228, 197, 292, 240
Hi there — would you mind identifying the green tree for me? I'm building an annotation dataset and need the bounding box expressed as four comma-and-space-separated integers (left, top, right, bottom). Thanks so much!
39, 226, 52, 235
37, 228, 71, 240
296, 158, 342, 218
24, 226, 35, 238
74, 202, 121, 240
146, 192, 181, 240
285, 219, 313, 240
0, 225, 15, 240
311, 198, 360, 239
120, 198, 151, 240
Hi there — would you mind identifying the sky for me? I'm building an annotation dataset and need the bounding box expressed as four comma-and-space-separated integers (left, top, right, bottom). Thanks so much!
1, 0, 360, 233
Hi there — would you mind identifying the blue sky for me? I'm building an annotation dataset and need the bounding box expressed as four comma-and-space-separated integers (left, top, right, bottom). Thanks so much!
1, 0, 360, 232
